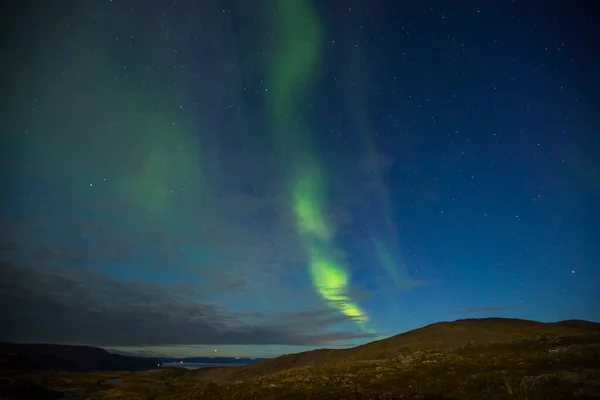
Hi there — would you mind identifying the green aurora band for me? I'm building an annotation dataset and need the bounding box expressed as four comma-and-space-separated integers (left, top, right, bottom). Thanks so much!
268, 0, 370, 326
8, 14, 205, 221
339, 11, 412, 289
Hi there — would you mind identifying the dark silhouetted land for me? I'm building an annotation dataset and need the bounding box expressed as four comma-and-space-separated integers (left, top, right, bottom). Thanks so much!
0, 342, 159, 372
2, 318, 599, 399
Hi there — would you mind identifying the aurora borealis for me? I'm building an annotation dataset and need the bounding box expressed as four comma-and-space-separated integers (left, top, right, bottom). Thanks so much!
1, 1, 598, 358
269, 0, 372, 327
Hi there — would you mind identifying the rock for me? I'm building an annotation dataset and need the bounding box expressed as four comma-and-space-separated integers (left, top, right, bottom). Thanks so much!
396, 355, 414, 364
547, 347, 567, 354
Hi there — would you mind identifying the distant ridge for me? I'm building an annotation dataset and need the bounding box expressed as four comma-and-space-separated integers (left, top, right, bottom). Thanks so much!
0, 342, 159, 372
554, 319, 600, 329
195, 317, 600, 382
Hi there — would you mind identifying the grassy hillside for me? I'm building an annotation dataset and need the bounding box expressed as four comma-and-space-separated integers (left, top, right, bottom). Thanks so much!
2, 318, 599, 399
194, 318, 600, 383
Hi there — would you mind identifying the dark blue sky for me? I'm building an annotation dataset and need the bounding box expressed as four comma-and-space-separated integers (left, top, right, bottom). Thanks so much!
1, 0, 598, 357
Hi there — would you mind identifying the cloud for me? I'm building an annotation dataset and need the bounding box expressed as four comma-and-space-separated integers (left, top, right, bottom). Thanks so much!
450, 306, 514, 315
0, 262, 376, 347
0, 0, 423, 351
0, 240, 19, 252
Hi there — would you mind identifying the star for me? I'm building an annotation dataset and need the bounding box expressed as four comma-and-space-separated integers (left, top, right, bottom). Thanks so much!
2, 0, 597, 360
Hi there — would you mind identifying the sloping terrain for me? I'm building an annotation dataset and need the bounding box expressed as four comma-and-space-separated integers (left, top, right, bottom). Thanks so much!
25, 331, 600, 399
2, 318, 599, 399
194, 318, 600, 382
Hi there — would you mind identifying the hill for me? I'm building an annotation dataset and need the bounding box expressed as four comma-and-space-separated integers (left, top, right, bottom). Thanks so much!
2, 317, 600, 399
0, 342, 159, 373
194, 317, 600, 382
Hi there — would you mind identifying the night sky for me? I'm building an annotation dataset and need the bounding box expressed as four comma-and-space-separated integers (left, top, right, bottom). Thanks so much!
1, 0, 598, 358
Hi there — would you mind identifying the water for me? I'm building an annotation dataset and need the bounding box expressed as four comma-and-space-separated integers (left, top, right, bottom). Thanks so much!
161, 362, 248, 370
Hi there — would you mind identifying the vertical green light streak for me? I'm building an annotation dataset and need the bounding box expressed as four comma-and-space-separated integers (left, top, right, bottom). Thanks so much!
268, 0, 369, 325
293, 166, 368, 323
